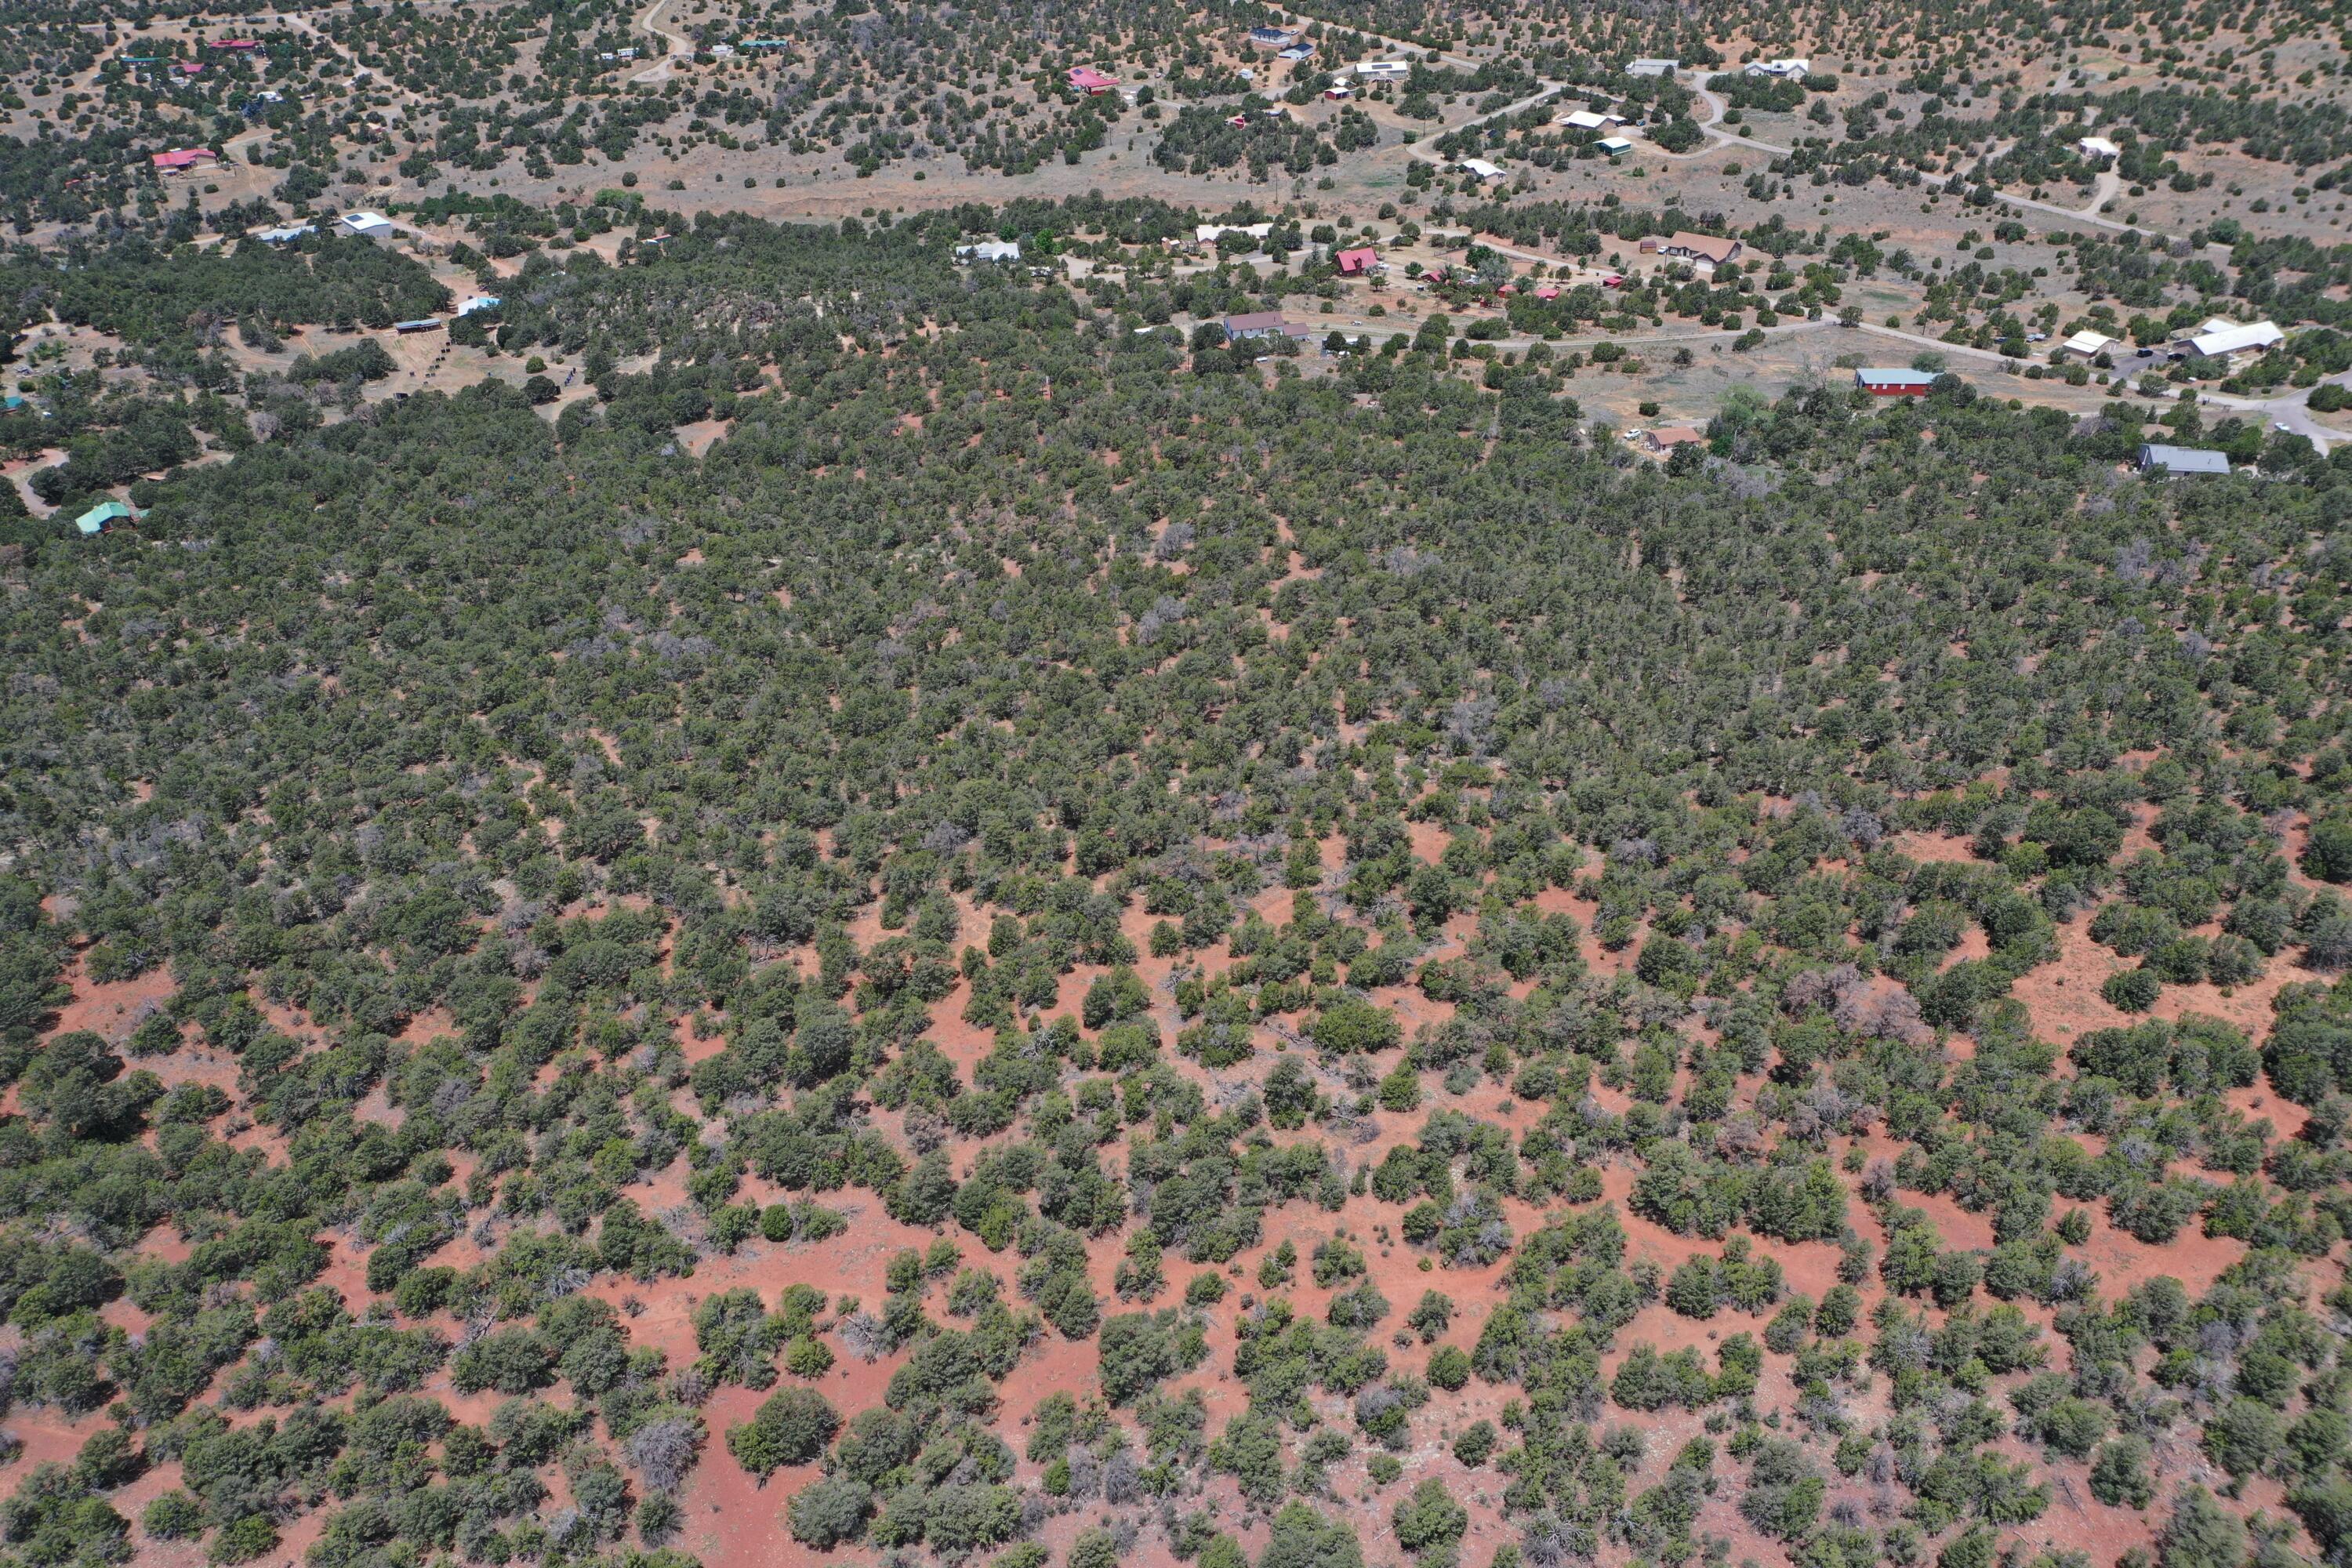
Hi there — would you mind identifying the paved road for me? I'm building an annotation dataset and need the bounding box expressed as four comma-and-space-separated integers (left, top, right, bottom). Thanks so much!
1399, 79, 1566, 166
1679, 79, 1800, 159
1278, 11, 1479, 71
630, 0, 688, 84
1667, 70, 2158, 238
2194, 376, 2350, 448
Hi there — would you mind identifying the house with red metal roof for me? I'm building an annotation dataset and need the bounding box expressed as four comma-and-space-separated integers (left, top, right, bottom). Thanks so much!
1067, 66, 1117, 94
151, 147, 219, 172
1335, 246, 1381, 276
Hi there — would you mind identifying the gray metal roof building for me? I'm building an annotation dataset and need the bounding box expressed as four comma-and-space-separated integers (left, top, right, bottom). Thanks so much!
2138, 443, 2230, 476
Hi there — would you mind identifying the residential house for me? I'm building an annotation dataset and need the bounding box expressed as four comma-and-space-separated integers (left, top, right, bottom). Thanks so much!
2173, 317, 2284, 367
1854, 367, 1938, 395
339, 210, 394, 240
1223, 310, 1312, 342
2139, 443, 2230, 476
1457, 157, 1508, 182
1352, 60, 1410, 81
253, 223, 315, 245
1323, 85, 1352, 99
151, 147, 219, 173
1642, 426, 1707, 455
2058, 328, 2118, 360
956, 239, 1022, 263
1276, 43, 1315, 60
1334, 246, 1381, 276
209, 38, 261, 49
1639, 230, 1742, 268
393, 318, 442, 335
1597, 136, 1636, 154
1557, 108, 1628, 131
75, 501, 138, 537
1744, 57, 1809, 78
456, 296, 503, 316
709, 43, 735, 57
2076, 135, 2121, 162
1196, 222, 1273, 246
1626, 57, 1678, 76
1067, 66, 1118, 94
1248, 26, 1294, 45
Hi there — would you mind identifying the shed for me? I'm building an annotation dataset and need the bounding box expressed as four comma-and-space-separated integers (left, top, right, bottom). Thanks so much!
1855, 368, 1937, 395
75, 501, 139, 537
1598, 136, 1635, 154
2138, 443, 2230, 476
394, 318, 442, 334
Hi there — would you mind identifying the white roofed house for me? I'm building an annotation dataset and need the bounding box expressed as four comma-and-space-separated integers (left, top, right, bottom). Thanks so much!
1557, 109, 1628, 131
1457, 157, 1508, 183
1353, 60, 1410, 81
1744, 57, 1809, 78
339, 210, 394, 240
956, 239, 1022, 263
1196, 222, 1274, 246
2077, 135, 2122, 162
1626, 58, 1678, 77
2172, 318, 2284, 368
2059, 329, 2118, 360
